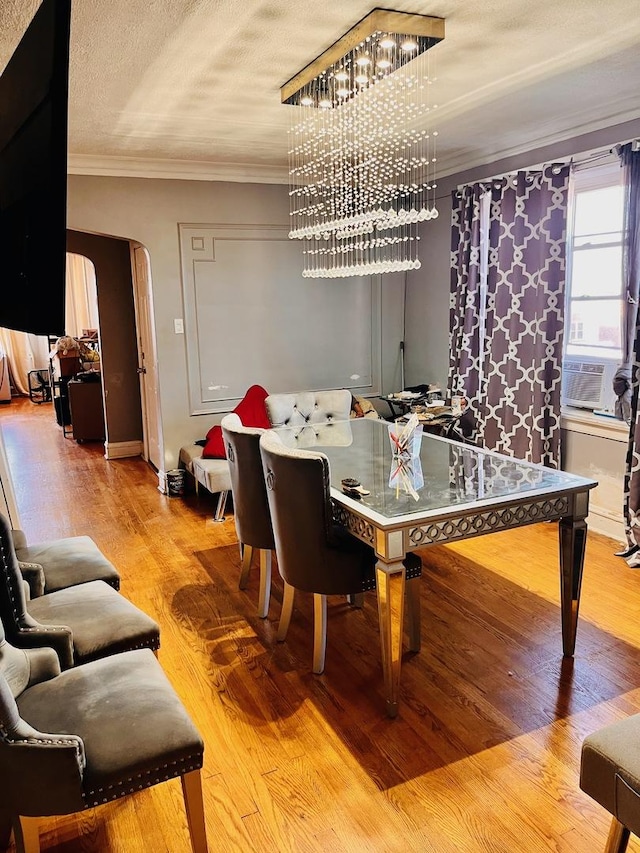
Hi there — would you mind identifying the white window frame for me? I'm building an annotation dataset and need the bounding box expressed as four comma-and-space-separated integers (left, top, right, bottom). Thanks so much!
564, 159, 623, 364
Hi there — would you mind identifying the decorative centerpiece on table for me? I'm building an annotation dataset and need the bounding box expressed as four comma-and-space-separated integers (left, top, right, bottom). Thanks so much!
388, 413, 424, 500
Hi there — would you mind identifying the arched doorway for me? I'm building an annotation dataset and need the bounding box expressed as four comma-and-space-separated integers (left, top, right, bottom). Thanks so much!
66, 230, 145, 461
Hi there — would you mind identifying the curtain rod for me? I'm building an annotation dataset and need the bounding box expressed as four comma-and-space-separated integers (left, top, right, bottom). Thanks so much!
456, 136, 639, 189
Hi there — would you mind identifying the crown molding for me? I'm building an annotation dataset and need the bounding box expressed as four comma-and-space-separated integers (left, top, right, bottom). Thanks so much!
68, 101, 640, 188
436, 104, 640, 180
67, 154, 289, 184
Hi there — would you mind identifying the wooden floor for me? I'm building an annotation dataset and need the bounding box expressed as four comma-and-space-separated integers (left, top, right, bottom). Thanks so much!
1, 396, 639, 852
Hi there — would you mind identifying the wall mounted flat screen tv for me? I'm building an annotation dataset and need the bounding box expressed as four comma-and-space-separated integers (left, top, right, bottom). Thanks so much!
0, 0, 71, 336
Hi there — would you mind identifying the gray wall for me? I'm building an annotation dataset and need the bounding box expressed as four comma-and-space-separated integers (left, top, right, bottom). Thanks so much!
66, 177, 404, 470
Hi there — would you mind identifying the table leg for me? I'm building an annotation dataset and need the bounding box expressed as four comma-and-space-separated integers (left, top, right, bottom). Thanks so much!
375, 558, 406, 718
559, 515, 587, 657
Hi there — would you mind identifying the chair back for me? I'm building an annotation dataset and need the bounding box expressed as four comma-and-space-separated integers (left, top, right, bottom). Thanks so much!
277, 420, 353, 450
259, 431, 370, 596
265, 389, 351, 428
0, 513, 40, 639
221, 414, 274, 551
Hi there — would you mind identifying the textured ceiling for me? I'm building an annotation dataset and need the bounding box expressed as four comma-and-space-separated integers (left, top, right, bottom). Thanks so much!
1, 0, 640, 182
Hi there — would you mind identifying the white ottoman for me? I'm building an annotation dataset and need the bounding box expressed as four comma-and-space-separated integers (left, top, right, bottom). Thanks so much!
179, 444, 231, 521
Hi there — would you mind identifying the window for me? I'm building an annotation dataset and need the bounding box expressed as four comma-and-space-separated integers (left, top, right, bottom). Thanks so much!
565, 161, 623, 362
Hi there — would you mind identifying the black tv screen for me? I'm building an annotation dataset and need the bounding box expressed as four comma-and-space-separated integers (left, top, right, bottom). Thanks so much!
0, 0, 71, 336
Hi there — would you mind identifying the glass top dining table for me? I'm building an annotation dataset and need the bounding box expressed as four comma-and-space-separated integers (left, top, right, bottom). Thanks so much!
274, 418, 597, 717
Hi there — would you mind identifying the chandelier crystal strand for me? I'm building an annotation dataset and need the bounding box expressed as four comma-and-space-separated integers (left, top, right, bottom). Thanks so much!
283, 11, 444, 278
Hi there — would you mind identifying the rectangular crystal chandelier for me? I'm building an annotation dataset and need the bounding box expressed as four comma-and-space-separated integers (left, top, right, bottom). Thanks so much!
281, 9, 445, 279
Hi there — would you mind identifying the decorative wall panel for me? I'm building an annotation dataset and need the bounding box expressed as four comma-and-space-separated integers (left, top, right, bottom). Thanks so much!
179, 224, 381, 414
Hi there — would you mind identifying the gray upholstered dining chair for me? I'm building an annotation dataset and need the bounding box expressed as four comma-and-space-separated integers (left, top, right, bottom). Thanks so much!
9, 520, 121, 597
220, 414, 275, 618
580, 714, 640, 852
0, 622, 207, 853
259, 430, 422, 674
0, 513, 159, 670
265, 389, 352, 430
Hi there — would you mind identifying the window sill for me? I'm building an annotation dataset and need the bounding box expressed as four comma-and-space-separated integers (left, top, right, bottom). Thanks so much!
561, 406, 629, 443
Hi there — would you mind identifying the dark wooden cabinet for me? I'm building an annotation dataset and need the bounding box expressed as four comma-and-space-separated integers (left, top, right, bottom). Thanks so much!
68, 379, 105, 442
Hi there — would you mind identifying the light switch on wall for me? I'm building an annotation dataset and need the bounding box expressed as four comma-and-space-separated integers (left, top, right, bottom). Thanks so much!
174, 319, 184, 334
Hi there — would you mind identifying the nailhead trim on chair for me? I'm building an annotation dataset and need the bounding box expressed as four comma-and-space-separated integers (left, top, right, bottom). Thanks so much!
2, 728, 85, 768
120, 638, 161, 652
3, 731, 79, 747
82, 753, 203, 806
1, 540, 24, 624
20, 625, 69, 634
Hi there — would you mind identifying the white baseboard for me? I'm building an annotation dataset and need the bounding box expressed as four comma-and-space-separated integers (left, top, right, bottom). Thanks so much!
157, 469, 167, 493
104, 440, 144, 460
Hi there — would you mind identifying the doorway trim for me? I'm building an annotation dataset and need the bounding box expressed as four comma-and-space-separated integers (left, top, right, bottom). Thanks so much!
131, 243, 164, 486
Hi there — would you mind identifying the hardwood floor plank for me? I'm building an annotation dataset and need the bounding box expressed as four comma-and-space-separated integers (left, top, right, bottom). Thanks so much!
2, 397, 640, 852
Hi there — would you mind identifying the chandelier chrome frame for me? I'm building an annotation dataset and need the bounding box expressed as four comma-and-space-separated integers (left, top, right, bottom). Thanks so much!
281, 9, 445, 279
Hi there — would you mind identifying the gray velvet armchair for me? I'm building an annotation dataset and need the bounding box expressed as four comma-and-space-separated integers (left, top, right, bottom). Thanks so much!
0, 621, 207, 853
10, 523, 121, 597
0, 513, 159, 670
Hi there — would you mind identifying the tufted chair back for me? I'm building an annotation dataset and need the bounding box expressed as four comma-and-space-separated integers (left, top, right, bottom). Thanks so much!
265, 390, 351, 429
276, 419, 353, 450
221, 414, 274, 551
259, 431, 376, 597
0, 513, 59, 650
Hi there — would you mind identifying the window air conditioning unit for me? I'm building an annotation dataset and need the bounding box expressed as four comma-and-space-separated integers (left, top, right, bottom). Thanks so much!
561, 356, 617, 411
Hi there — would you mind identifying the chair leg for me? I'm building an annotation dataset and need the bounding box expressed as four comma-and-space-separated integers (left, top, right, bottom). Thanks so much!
405, 576, 421, 653
12, 817, 40, 853
313, 594, 327, 674
213, 490, 227, 522
604, 817, 630, 853
181, 769, 208, 853
238, 543, 253, 589
277, 582, 295, 641
347, 592, 364, 608
257, 549, 272, 619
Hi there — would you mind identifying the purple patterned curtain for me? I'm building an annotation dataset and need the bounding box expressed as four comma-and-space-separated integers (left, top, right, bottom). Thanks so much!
483, 166, 570, 466
449, 166, 570, 466
449, 185, 489, 410
617, 144, 640, 558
